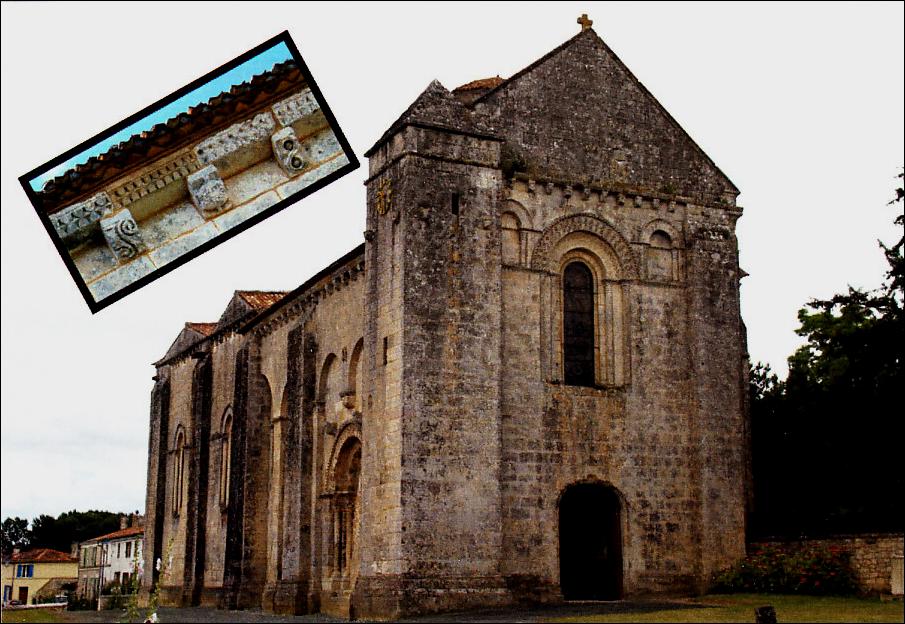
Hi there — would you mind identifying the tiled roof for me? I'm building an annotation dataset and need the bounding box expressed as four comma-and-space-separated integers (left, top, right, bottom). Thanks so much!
186, 322, 218, 336
453, 76, 504, 92
240, 244, 365, 333
236, 290, 288, 310
9, 548, 78, 564
90, 525, 144, 543
37, 60, 307, 214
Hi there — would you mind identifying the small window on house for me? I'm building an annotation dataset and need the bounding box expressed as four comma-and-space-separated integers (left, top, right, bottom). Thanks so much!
117, 543, 121, 558
562, 261, 596, 387
382, 336, 389, 366
16, 564, 34, 578
114, 572, 121, 585
125, 541, 132, 558
451, 192, 460, 216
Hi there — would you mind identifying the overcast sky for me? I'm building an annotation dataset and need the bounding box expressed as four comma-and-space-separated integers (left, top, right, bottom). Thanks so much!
1, 2, 902, 522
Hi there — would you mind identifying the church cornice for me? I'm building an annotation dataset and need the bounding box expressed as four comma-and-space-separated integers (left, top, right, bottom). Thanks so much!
505, 174, 743, 216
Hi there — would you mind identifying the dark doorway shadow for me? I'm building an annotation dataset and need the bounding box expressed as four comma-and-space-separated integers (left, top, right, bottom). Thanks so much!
559, 482, 623, 600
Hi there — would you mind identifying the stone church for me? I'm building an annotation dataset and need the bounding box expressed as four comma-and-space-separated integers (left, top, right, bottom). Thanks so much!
143, 19, 750, 620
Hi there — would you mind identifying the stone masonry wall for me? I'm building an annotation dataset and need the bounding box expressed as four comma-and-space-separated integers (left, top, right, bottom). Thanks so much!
497, 178, 706, 597
476, 30, 737, 206
753, 535, 905, 594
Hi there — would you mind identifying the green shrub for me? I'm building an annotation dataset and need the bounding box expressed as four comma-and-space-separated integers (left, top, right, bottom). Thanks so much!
712, 543, 857, 595
67, 596, 98, 611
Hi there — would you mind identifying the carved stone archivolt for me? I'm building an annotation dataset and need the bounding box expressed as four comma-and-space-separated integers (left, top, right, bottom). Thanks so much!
531, 213, 639, 280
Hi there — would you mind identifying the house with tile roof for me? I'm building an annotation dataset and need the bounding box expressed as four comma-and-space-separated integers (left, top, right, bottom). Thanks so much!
35, 59, 351, 305
2, 548, 78, 605
77, 516, 144, 600
143, 17, 749, 620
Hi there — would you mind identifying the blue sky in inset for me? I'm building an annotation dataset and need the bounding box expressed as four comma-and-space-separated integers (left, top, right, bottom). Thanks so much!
29, 42, 292, 191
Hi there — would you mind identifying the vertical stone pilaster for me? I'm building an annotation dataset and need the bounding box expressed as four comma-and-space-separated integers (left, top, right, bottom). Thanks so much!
144, 373, 170, 596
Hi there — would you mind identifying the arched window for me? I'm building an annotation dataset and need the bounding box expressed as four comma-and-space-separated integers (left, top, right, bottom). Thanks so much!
219, 411, 233, 509
647, 230, 674, 280
173, 428, 186, 516
501, 212, 521, 265
562, 261, 595, 387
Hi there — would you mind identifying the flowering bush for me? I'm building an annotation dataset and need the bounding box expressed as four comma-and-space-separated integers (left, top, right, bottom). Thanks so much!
711, 543, 857, 595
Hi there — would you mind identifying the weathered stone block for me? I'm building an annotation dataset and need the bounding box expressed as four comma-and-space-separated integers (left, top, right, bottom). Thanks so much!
73, 241, 118, 283
213, 191, 280, 232
87, 255, 154, 301
148, 222, 220, 267
271, 127, 308, 176
141, 200, 207, 250
194, 112, 276, 175
272, 89, 320, 127
50, 192, 112, 245
225, 159, 289, 206
100, 209, 146, 262
188, 166, 230, 217
275, 153, 349, 199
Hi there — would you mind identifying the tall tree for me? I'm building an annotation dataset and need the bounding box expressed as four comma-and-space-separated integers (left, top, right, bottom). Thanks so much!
1, 517, 30, 558
751, 172, 904, 536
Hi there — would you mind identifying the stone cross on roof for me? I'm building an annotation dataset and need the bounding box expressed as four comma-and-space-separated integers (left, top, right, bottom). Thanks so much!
577, 13, 593, 31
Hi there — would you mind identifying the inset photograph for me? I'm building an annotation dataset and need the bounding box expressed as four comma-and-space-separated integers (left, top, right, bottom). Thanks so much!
19, 31, 357, 312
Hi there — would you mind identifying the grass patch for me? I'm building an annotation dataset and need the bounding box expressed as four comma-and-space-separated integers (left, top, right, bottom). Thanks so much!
548, 594, 904, 623
0, 608, 67, 623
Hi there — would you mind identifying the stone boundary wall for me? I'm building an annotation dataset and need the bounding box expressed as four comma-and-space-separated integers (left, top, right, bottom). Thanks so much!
752, 533, 904, 594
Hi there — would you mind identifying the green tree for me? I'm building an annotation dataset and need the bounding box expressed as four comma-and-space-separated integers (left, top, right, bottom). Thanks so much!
1, 517, 30, 558
26, 510, 123, 552
27, 514, 58, 550
751, 172, 904, 536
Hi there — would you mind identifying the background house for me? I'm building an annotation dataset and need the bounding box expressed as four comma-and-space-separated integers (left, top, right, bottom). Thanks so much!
78, 514, 143, 599
2, 548, 78, 605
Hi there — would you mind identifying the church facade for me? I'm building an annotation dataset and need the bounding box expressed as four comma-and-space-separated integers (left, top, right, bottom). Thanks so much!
143, 22, 750, 620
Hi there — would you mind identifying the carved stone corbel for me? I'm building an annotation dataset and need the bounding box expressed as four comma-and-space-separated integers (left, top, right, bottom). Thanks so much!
100, 209, 146, 262
187, 165, 229, 217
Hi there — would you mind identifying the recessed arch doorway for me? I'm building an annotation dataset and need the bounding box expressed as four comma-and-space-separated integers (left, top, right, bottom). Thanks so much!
559, 482, 623, 600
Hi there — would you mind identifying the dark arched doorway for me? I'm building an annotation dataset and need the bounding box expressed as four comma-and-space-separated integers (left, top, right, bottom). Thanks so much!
559, 482, 623, 600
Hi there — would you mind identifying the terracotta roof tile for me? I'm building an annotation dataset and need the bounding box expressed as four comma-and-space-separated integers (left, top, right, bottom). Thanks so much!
90, 526, 144, 543
38, 60, 307, 214
186, 322, 218, 336
236, 290, 288, 310
453, 76, 504, 92
9, 548, 78, 563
